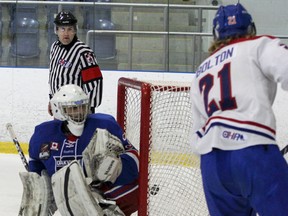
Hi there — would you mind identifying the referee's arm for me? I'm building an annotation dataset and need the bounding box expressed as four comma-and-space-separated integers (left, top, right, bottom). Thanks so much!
81, 64, 103, 111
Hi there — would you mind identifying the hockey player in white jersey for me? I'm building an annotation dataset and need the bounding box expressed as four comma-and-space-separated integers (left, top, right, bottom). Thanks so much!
190, 3, 288, 216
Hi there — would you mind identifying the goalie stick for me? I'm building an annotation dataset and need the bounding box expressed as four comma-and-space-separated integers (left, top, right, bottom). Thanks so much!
6, 123, 29, 171
281, 144, 288, 156
6, 123, 53, 216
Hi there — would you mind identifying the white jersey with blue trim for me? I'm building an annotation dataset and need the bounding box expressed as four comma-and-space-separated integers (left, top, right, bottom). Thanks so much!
190, 35, 288, 154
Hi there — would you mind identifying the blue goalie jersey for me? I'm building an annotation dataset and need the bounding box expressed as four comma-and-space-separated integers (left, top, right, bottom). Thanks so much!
28, 113, 139, 215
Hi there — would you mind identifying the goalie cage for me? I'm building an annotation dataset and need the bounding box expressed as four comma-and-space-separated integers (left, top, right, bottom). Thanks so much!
117, 77, 209, 216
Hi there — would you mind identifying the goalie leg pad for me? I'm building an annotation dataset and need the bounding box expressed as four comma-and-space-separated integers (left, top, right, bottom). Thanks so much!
102, 204, 126, 216
19, 170, 56, 216
51, 160, 104, 216
89, 187, 125, 216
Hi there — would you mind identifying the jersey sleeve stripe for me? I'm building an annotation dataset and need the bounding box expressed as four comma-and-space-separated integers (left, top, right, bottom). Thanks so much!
125, 151, 139, 171
205, 116, 276, 134
202, 116, 276, 141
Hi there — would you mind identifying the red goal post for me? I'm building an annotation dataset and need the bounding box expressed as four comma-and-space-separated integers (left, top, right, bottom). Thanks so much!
117, 77, 208, 215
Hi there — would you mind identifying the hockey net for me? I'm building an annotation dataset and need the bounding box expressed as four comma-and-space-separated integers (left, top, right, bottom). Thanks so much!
117, 77, 208, 216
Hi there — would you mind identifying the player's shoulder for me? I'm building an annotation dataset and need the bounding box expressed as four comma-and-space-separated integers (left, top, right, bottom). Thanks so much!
87, 113, 116, 123
240, 35, 283, 51
83, 114, 123, 140
209, 35, 279, 57
253, 35, 282, 45
86, 113, 121, 132
229, 35, 278, 46
254, 35, 277, 40
30, 120, 62, 150
74, 40, 93, 52
34, 120, 62, 134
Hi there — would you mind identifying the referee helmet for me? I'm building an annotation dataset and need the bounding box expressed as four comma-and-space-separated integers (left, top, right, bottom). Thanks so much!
54, 11, 77, 26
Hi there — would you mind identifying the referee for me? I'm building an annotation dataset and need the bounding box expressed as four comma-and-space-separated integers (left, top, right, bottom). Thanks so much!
48, 11, 103, 114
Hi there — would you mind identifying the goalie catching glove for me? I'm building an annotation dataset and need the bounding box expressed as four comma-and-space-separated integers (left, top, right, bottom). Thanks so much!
83, 128, 125, 184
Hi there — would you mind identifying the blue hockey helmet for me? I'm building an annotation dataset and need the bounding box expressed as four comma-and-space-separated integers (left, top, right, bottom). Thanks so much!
213, 3, 256, 40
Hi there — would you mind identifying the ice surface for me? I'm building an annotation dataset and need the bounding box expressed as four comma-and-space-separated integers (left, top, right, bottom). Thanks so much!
0, 154, 59, 216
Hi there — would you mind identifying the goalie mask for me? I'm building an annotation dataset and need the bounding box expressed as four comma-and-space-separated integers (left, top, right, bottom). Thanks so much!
213, 3, 256, 40
50, 85, 90, 136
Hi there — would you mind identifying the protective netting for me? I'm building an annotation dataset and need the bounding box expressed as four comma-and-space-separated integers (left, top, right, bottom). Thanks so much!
118, 78, 209, 216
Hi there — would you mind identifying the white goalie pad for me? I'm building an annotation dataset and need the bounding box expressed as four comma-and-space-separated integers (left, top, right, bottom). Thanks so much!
19, 170, 56, 216
102, 204, 126, 216
83, 128, 124, 183
51, 160, 104, 216
89, 188, 125, 216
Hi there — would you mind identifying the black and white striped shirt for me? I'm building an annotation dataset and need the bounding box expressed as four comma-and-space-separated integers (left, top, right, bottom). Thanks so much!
49, 36, 103, 109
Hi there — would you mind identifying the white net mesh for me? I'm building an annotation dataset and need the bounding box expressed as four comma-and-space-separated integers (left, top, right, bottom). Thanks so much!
118, 78, 209, 216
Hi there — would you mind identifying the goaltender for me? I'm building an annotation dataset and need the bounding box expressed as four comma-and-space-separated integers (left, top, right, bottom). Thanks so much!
19, 84, 139, 216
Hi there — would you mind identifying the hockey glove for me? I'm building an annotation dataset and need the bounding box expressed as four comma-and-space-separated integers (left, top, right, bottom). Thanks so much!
83, 128, 124, 184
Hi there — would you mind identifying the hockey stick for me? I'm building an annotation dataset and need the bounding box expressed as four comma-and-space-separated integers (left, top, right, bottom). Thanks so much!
281, 144, 288, 156
6, 123, 29, 171
6, 123, 54, 216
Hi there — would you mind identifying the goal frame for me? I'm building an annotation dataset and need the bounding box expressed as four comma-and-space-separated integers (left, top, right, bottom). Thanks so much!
117, 77, 191, 215
117, 77, 150, 215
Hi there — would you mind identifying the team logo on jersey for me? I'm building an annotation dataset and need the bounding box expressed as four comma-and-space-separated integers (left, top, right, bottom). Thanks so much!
58, 59, 72, 68
39, 143, 50, 159
50, 142, 59, 151
64, 139, 77, 148
221, 130, 246, 142
54, 156, 83, 171
227, 16, 237, 26
84, 52, 94, 64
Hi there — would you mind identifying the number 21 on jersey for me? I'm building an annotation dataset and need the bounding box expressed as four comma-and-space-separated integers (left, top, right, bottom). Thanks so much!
199, 62, 238, 117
